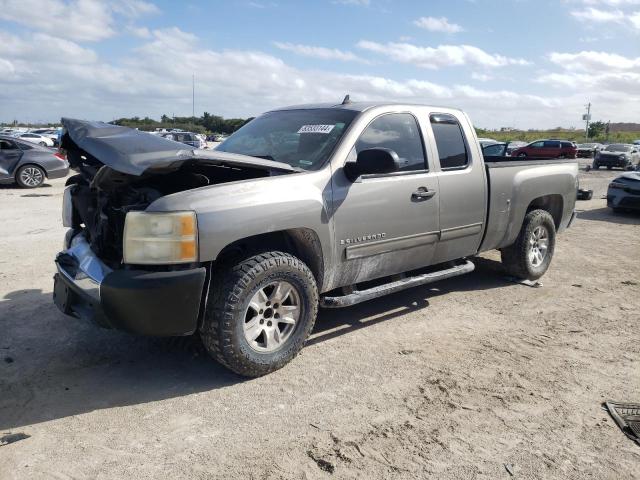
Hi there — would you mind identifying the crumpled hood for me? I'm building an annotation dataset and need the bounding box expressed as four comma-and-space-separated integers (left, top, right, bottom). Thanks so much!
61, 118, 298, 176
617, 171, 640, 182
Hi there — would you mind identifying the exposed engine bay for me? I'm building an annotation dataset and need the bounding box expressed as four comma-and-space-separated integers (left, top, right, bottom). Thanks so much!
61, 131, 283, 267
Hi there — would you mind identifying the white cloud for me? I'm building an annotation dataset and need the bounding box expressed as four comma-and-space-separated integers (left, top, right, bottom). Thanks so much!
575, 0, 640, 5
570, 7, 626, 22
0, 0, 159, 42
549, 50, 640, 71
273, 42, 366, 63
414, 16, 463, 33
357, 41, 531, 69
333, 0, 370, 5
471, 72, 492, 81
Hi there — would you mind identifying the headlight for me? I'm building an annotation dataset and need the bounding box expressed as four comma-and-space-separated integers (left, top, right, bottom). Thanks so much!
123, 211, 198, 264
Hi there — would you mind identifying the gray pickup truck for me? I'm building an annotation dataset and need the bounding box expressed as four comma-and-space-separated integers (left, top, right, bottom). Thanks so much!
53, 101, 578, 376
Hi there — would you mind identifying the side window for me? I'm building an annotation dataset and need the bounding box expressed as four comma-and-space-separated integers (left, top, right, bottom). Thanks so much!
0, 140, 17, 150
430, 114, 469, 170
544, 141, 560, 148
530, 141, 544, 148
356, 113, 426, 172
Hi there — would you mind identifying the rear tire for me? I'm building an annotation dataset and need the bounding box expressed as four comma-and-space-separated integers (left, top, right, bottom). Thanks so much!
15, 165, 45, 188
501, 209, 556, 281
200, 251, 318, 377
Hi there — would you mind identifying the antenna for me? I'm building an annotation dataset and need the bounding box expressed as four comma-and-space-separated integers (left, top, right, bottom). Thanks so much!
341, 94, 351, 105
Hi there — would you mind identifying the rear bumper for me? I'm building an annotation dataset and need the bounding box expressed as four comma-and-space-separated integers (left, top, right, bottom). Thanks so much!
47, 161, 70, 179
53, 232, 206, 336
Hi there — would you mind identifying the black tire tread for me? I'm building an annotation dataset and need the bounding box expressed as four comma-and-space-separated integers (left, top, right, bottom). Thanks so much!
200, 251, 318, 377
15, 164, 45, 189
501, 209, 556, 280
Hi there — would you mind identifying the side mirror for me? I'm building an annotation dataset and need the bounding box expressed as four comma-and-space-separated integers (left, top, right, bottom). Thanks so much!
344, 148, 400, 181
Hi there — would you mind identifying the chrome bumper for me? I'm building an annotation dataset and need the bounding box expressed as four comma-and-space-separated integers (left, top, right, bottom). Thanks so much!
56, 231, 112, 301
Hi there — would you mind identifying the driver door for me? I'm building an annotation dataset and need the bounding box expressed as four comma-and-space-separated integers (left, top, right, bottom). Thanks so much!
330, 112, 440, 287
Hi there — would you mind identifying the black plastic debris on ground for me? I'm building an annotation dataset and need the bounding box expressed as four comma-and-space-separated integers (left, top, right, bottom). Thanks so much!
605, 401, 640, 446
0, 432, 30, 447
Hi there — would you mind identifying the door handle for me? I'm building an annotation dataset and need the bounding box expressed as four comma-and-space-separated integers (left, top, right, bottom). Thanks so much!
412, 188, 436, 200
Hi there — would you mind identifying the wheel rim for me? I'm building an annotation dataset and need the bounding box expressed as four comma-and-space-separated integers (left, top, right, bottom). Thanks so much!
20, 167, 43, 187
528, 225, 549, 267
243, 280, 301, 353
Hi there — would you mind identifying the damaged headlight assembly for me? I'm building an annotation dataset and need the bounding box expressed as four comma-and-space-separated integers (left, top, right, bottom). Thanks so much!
123, 211, 198, 265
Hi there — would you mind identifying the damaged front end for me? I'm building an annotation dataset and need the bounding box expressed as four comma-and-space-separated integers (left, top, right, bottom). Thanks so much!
53, 119, 297, 335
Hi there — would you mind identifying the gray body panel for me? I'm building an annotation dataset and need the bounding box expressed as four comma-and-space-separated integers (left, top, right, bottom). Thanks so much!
0, 135, 69, 184
146, 103, 578, 293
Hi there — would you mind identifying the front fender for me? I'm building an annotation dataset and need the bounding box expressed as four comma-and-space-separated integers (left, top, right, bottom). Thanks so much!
146, 169, 333, 265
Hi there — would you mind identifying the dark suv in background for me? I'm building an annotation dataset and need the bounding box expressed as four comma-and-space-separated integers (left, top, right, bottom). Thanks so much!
511, 140, 577, 159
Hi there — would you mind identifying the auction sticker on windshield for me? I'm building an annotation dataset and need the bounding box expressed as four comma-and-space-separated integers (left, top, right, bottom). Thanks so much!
297, 125, 335, 134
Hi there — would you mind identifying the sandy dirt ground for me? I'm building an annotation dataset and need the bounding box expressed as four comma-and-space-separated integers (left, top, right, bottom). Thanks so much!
1, 161, 639, 479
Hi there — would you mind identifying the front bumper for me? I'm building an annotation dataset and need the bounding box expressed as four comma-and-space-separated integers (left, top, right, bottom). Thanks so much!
607, 190, 640, 210
53, 232, 206, 336
595, 156, 629, 168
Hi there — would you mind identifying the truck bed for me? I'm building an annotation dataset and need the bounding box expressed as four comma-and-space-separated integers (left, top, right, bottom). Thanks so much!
479, 158, 578, 253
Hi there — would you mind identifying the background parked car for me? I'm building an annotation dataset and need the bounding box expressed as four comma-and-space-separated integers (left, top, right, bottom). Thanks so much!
482, 142, 508, 157
30, 129, 61, 146
593, 144, 640, 170
506, 141, 527, 155
477, 137, 498, 148
0, 135, 69, 188
511, 140, 577, 158
576, 142, 602, 158
160, 131, 206, 149
12, 132, 55, 147
607, 171, 640, 212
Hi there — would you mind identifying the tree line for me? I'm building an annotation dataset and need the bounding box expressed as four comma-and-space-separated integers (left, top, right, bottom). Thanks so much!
112, 112, 253, 135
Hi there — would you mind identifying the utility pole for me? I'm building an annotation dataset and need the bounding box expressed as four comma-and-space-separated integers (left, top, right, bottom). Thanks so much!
583, 102, 591, 140
192, 74, 195, 119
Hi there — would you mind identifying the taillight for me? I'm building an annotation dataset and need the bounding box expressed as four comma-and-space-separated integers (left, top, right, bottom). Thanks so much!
54, 151, 66, 161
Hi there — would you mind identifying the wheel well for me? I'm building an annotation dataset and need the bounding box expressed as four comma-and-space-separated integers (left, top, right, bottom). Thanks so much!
15, 163, 48, 179
214, 228, 325, 289
527, 194, 563, 229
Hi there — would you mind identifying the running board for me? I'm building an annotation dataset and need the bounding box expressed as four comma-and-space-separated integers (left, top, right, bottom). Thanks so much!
320, 259, 475, 308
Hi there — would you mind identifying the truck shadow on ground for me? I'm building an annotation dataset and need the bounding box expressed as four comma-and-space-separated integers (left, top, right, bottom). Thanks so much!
0, 257, 511, 430
576, 207, 640, 225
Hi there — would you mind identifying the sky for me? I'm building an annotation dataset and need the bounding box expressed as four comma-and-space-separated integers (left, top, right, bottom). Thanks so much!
0, 0, 639, 129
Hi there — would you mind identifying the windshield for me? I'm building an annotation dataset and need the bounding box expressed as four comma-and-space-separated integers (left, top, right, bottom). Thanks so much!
605, 144, 631, 152
216, 109, 359, 170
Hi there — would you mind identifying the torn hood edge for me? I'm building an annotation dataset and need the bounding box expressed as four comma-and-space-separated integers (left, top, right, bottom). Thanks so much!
618, 171, 640, 181
61, 118, 299, 176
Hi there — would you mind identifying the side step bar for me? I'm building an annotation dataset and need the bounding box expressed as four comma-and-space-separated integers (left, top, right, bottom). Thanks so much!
320, 259, 475, 308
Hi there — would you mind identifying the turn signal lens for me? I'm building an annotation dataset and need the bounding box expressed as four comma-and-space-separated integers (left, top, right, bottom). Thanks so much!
123, 211, 198, 264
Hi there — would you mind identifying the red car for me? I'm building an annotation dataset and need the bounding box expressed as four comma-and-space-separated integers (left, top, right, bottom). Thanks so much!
511, 140, 577, 159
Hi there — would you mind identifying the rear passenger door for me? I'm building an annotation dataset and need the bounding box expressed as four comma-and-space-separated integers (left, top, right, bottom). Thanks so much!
427, 113, 487, 263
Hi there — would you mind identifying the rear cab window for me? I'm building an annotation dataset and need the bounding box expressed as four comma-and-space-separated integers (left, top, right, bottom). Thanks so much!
430, 113, 469, 170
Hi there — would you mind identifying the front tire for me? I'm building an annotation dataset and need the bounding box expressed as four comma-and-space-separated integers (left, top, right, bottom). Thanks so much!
501, 209, 556, 280
518, 153, 527, 157
16, 165, 45, 188
201, 251, 318, 377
